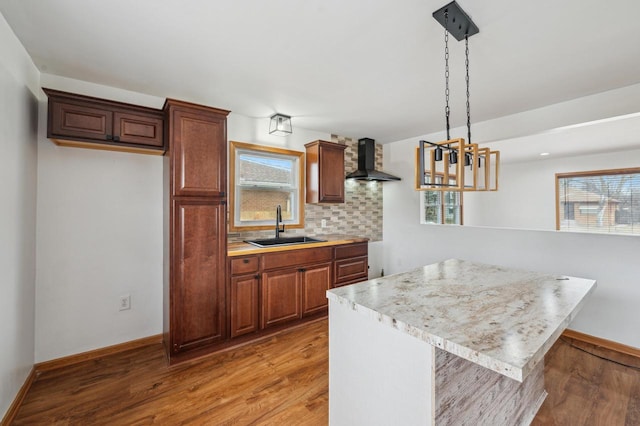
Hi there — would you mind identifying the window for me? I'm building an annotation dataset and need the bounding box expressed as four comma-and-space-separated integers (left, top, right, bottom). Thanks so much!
556, 168, 640, 235
420, 175, 462, 225
230, 141, 304, 231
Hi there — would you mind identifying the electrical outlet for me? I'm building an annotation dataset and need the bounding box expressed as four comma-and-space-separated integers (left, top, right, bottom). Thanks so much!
321, 219, 327, 228
119, 294, 131, 311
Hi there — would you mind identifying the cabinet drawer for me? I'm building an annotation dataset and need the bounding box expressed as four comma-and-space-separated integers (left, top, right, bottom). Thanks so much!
334, 242, 368, 260
262, 247, 333, 271
335, 256, 368, 284
230, 256, 259, 275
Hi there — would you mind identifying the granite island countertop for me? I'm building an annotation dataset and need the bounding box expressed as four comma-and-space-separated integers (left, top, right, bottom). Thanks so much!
326, 258, 596, 382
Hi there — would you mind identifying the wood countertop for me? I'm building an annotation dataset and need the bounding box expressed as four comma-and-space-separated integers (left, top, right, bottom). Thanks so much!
228, 235, 369, 256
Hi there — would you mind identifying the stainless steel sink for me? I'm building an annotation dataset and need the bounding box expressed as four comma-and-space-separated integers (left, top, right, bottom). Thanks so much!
245, 236, 326, 248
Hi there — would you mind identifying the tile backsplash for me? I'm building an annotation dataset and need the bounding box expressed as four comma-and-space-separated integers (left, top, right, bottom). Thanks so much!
228, 135, 383, 242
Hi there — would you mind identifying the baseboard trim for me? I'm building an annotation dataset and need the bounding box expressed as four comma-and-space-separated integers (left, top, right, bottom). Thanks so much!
1, 367, 37, 426
35, 334, 163, 373
562, 329, 640, 360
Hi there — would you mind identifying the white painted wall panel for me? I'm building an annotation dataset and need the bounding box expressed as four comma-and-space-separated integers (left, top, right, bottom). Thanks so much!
0, 12, 39, 419
34, 75, 165, 362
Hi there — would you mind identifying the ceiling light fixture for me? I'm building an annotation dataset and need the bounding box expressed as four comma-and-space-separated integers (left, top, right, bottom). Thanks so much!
415, 1, 499, 192
269, 113, 292, 136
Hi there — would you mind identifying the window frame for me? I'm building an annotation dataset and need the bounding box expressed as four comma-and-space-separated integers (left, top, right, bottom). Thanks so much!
229, 141, 305, 232
555, 167, 640, 235
419, 174, 464, 225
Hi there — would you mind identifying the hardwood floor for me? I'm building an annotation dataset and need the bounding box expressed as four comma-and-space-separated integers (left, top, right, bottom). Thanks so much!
12, 320, 640, 425
533, 336, 640, 426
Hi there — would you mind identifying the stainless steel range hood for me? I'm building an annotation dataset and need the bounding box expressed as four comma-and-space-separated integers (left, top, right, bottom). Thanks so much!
345, 138, 401, 181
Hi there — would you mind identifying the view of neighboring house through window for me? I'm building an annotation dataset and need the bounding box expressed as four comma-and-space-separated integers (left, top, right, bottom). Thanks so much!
229, 141, 304, 231
420, 175, 462, 225
556, 168, 640, 235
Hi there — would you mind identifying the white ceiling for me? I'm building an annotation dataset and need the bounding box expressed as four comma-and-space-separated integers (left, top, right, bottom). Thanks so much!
2, 0, 640, 146
484, 113, 640, 164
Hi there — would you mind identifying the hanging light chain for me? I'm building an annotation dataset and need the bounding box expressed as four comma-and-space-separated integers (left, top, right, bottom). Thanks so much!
444, 11, 451, 141
465, 34, 471, 144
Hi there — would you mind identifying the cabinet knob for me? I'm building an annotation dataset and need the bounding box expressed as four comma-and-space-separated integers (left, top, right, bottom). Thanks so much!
254, 274, 260, 279
220, 191, 226, 197
113, 135, 120, 142
106, 134, 113, 140
299, 268, 306, 273
243, 259, 250, 264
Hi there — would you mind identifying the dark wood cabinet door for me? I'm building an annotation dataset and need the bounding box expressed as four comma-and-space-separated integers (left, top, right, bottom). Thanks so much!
318, 143, 346, 202
230, 274, 259, 338
171, 198, 227, 353
50, 101, 113, 141
169, 107, 227, 197
305, 140, 346, 203
261, 268, 301, 328
114, 111, 164, 147
301, 262, 332, 316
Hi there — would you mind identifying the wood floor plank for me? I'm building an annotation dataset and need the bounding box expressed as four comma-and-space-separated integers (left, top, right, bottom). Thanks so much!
12, 321, 640, 425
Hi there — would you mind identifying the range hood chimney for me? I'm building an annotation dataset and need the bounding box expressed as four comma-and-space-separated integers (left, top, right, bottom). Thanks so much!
345, 138, 401, 182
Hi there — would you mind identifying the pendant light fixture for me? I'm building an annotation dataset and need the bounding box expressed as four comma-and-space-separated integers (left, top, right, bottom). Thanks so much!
269, 113, 293, 136
415, 1, 499, 192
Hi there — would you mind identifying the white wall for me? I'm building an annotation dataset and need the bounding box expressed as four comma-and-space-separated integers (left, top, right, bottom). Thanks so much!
35, 75, 166, 362
0, 12, 39, 419
464, 148, 640, 230
383, 89, 640, 349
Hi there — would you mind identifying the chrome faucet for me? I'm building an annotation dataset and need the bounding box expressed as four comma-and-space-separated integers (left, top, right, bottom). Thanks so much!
275, 205, 285, 238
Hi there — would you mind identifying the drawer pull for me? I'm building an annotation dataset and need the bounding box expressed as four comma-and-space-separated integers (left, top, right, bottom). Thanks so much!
243, 259, 250, 264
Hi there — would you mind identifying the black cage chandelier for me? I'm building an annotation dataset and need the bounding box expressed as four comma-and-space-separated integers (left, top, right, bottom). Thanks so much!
416, 1, 499, 192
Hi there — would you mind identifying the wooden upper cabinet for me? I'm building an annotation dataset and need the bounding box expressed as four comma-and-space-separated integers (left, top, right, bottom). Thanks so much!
51, 101, 113, 141
43, 88, 164, 153
113, 111, 163, 147
164, 100, 230, 198
305, 140, 347, 204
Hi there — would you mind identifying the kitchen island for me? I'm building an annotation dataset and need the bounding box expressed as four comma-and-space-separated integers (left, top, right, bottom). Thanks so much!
326, 259, 596, 425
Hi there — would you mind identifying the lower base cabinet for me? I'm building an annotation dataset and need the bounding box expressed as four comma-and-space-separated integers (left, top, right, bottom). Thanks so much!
262, 268, 302, 328
230, 274, 260, 338
170, 199, 227, 354
301, 263, 332, 316
226, 242, 367, 354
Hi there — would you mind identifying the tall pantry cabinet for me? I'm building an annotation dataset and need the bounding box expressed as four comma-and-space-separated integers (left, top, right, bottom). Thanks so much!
163, 99, 230, 363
